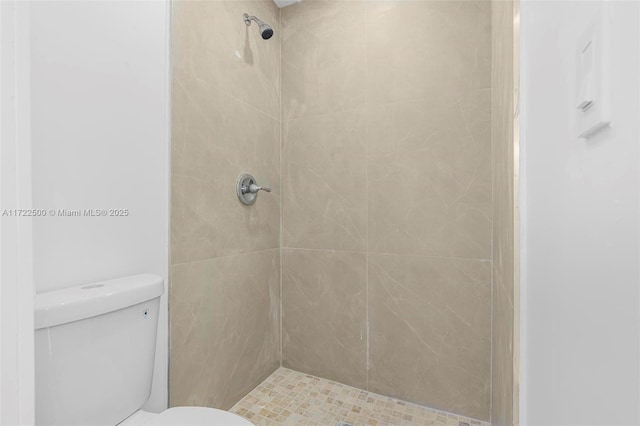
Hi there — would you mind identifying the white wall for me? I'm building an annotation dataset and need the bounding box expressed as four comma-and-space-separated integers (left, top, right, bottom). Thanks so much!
520, 1, 639, 424
29, 0, 170, 413
1, 1, 35, 424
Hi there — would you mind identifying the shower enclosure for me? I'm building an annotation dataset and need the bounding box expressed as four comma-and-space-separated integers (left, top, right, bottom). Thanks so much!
170, 0, 518, 424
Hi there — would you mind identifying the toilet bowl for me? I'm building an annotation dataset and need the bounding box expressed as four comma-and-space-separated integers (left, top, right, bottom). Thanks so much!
121, 407, 252, 426
35, 274, 253, 426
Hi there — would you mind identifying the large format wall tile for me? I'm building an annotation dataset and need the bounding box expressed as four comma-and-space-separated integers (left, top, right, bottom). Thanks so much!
170, 249, 280, 410
491, 0, 519, 424
280, 0, 493, 420
282, 249, 367, 389
283, 110, 367, 251
171, 78, 280, 264
173, 0, 280, 119
366, 0, 491, 46
492, 0, 516, 295
368, 253, 491, 420
366, 1, 491, 106
171, 0, 281, 412
282, 1, 366, 119
492, 270, 515, 426
367, 90, 492, 260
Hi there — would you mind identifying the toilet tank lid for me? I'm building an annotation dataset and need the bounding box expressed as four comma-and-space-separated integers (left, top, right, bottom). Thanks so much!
35, 274, 164, 330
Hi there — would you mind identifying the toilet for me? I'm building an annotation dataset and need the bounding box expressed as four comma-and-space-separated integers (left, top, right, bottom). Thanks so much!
34, 274, 253, 426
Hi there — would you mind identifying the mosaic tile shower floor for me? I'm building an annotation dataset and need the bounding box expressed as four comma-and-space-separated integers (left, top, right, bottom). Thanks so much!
230, 368, 488, 426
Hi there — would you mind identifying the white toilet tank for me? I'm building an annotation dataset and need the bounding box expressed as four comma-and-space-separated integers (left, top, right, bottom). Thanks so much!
34, 274, 164, 426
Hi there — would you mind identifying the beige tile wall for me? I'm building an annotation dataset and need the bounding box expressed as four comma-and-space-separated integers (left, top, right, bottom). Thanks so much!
491, 0, 520, 424
368, 254, 491, 419
170, 0, 281, 410
281, 1, 492, 421
282, 249, 368, 389
172, 0, 510, 421
170, 250, 280, 409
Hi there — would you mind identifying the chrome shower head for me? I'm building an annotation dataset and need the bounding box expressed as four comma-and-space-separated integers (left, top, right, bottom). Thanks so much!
243, 13, 274, 40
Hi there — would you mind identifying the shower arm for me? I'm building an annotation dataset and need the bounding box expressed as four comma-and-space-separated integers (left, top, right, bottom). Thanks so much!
243, 13, 261, 27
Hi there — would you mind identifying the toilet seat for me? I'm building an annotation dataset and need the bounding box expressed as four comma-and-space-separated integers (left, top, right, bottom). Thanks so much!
122, 407, 254, 426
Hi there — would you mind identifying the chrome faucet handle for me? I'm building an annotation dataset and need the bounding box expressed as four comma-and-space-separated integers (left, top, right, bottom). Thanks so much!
236, 173, 271, 205
248, 184, 271, 194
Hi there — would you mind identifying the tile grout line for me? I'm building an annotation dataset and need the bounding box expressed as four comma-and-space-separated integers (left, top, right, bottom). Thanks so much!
489, 15, 495, 421
281, 246, 492, 263
166, 0, 174, 407
170, 247, 280, 267
364, 0, 370, 392
279, 5, 284, 369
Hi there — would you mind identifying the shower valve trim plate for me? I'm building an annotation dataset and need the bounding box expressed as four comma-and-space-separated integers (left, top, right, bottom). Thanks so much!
237, 173, 271, 206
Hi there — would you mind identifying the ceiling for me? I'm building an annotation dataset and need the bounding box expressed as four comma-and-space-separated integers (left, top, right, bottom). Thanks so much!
273, 0, 300, 8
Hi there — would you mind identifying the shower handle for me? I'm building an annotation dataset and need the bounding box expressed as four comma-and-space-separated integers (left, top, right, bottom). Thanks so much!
236, 173, 271, 206
243, 183, 271, 194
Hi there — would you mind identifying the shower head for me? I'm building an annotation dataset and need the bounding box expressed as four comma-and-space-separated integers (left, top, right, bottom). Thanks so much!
243, 13, 274, 40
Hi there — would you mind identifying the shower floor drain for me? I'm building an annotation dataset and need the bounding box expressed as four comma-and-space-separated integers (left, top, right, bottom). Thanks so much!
336, 422, 353, 426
